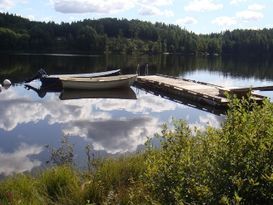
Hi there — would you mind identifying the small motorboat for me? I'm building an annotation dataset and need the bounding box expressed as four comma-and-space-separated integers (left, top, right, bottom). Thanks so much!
40, 69, 121, 85
60, 74, 137, 90
25, 69, 121, 84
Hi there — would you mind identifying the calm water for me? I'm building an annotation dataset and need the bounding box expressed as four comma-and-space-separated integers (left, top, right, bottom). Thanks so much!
1, 53, 273, 177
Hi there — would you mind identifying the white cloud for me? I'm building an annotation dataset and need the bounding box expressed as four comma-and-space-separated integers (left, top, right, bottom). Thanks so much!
235, 3, 265, 22
0, 89, 111, 131
0, 87, 180, 154
236, 10, 264, 21
53, 0, 136, 14
0, 143, 43, 176
184, 0, 223, 12
189, 113, 224, 131
138, 0, 173, 6
176, 17, 198, 26
0, 87, 175, 136
0, 0, 14, 9
247, 3, 265, 11
27, 14, 35, 21
138, 5, 173, 17
95, 93, 178, 114
40, 16, 54, 22
212, 16, 237, 27
230, 0, 247, 5
0, 91, 48, 131
212, 3, 265, 28
63, 117, 160, 154
52, 0, 174, 16
0, 0, 28, 10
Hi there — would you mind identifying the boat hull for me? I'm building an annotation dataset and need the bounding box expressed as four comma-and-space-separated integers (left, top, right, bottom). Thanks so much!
40, 69, 121, 85
60, 74, 137, 90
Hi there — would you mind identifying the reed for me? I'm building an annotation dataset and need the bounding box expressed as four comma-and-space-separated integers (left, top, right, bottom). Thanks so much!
0, 155, 147, 205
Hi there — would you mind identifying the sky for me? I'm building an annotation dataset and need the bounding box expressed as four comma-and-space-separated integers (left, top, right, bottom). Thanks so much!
0, 0, 272, 34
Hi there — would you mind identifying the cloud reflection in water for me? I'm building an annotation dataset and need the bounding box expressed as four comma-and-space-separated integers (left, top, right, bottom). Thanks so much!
0, 86, 223, 157
0, 143, 43, 176
189, 113, 225, 131
63, 117, 159, 154
96, 93, 179, 114
0, 89, 111, 131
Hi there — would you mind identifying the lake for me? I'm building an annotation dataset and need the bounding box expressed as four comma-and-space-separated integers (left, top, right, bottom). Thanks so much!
1, 53, 273, 177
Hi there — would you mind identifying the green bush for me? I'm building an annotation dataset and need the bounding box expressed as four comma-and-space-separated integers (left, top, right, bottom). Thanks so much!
145, 97, 273, 204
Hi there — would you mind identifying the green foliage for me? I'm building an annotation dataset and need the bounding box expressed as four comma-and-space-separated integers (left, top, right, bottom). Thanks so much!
95, 155, 145, 189
213, 97, 273, 203
0, 174, 42, 205
1, 12, 273, 55
82, 154, 149, 204
0, 154, 149, 205
48, 135, 74, 166
38, 166, 82, 204
0, 27, 29, 50
145, 97, 273, 204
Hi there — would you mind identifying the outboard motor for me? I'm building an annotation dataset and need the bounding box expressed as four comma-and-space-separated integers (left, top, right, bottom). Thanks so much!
25, 68, 48, 83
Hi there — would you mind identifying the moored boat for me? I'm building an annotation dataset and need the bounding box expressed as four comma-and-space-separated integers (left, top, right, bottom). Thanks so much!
25, 69, 121, 84
60, 74, 137, 90
40, 69, 121, 85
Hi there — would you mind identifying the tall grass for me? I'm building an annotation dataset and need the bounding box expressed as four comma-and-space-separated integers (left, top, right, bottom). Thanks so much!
83, 154, 149, 204
0, 174, 42, 205
0, 155, 147, 205
38, 166, 82, 205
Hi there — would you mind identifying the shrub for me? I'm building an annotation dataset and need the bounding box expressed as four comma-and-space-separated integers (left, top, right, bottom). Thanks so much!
145, 97, 273, 204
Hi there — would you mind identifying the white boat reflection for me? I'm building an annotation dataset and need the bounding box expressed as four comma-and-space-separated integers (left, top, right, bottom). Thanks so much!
60, 87, 137, 100
24, 84, 137, 100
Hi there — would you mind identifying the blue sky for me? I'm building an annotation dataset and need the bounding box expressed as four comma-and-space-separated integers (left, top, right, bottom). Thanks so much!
0, 0, 272, 34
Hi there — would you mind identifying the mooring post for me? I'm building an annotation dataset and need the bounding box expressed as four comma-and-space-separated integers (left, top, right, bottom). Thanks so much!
145, 64, 149, 76
136, 64, 140, 75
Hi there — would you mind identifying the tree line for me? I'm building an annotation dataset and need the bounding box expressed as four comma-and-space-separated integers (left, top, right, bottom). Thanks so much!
1, 12, 273, 56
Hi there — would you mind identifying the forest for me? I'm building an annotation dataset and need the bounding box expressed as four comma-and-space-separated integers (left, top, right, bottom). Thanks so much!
1, 12, 273, 56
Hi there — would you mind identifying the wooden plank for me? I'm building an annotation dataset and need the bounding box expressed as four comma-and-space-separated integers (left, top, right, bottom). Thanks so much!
231, 85, 273, 92
136, 75, 265, 107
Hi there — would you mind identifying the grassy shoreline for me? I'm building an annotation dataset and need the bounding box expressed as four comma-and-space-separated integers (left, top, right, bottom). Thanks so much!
1, 97, 273, 204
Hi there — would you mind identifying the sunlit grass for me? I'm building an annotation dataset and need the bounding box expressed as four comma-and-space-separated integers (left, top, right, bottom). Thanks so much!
0, 155, 147, 205
0, 174, 43, 205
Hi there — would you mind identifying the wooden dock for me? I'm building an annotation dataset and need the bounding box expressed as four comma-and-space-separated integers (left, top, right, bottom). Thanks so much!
135, 75, 266, 109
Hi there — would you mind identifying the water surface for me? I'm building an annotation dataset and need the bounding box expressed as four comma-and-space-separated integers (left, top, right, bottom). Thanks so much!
1, 53, 273, 177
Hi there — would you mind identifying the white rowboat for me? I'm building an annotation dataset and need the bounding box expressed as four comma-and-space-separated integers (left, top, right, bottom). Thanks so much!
60, 74, 137, 90
25, 69, 121, 83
